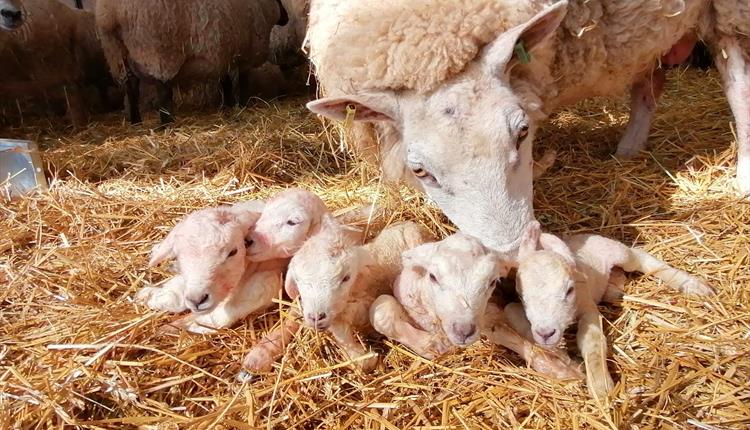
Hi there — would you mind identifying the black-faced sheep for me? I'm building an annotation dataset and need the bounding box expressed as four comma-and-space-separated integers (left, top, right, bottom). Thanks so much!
95, 0, 288, 125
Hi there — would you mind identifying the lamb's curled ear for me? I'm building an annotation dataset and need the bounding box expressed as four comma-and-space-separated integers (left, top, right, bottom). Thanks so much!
149, 228, 178, 267
230, 200, 265, 231
517, 220, 542, 261
402, 243, 434, 275
284, 266, 299, 300
538, 233, 576, 269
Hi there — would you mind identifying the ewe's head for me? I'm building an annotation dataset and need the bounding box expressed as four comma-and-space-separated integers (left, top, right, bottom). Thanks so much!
515, 221, 577, 347
307, 2, 568, 254
284, 216, 366, 329
246, 188, 328, 262
0, 0, 23, 31
403, 233, 511, 346
149, 205, 263, 313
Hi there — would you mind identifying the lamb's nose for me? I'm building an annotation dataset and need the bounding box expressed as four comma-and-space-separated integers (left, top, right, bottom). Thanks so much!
186, 293, 211, 312
535, 328, 558, 342
307, 312, 328, 328
453, 323, 477, 342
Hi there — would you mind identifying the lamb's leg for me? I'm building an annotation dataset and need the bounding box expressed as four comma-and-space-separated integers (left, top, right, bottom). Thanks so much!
532, 150, 557, 180
369, 294, 451, 359
620, 248, 713, 296
156, 80, 174, 124
615, 68, 666, 158
220, 74, 235, 108
125, 70, 141, 125
602, 267, 626, 303
135, 275, 187, 313
483, 303, 583, 380
713, 37, 750, 195
576, 304, 615, 400
327, 321, 378, 371
503, 302, 534, 341
239, 314, 301, 381
165, 269, 282, 334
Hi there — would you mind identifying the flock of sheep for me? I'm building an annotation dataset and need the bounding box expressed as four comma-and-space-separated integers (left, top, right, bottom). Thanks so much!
0, 0, 308, 126
1, 0, 747, 403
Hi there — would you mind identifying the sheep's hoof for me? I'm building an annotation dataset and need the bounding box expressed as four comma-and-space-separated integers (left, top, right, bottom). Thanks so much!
236, 369, 260, 383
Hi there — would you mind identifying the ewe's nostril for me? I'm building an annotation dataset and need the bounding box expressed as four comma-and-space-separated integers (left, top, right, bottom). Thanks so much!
535, 328, 557, 341
1, 9, 21, 21
317, 313, 327, 321
198, 294, 210, 306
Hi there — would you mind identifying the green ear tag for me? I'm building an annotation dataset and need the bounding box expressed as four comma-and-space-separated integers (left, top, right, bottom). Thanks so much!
514, 40, 532, 64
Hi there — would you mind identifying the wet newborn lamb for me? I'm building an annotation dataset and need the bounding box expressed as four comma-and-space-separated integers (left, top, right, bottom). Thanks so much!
240, 219, 429, 377
369, 233, 583, 379
508, 221, 713, 398
136, 201, 287, 334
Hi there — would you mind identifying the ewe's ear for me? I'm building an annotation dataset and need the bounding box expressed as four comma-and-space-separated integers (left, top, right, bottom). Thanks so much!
149, 226, 180, 267
482, 0, 568, 74
538, 233, 576, 268
284, 267, 299, 299
306, 91, 399, 122
517, 220, 541, 261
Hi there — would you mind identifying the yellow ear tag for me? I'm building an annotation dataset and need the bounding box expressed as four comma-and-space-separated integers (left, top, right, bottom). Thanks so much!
344, 104, 356, 131
514, 40, 532, 64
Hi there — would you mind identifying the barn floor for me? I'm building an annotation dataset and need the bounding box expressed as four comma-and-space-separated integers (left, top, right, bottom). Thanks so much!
1, 69, 748, 429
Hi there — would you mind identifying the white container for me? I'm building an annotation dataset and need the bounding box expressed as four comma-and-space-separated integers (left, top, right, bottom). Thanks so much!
0, 139, 48, 199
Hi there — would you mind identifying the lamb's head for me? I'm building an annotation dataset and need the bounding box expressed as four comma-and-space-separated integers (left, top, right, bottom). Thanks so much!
284, 216, 366, 330
0, 0, 23, 31
515, 221, 578, 347
307, 2, 568, 254
246, 188, 328, 261
402, 233, 511, 346
149, 205, 262, 313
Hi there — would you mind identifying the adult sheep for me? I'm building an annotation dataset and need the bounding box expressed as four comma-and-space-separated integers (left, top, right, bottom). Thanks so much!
305, 0, 747, 253
95, 0, 289, 125
0, 0, 114, 126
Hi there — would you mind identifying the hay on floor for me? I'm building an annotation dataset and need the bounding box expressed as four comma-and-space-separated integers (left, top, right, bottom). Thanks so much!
0, 69, 748, 429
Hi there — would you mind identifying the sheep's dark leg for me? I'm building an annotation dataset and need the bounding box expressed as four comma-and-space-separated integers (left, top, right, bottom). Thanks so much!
220, 74, 235, 108
156, 80, 174, 124
238, 69, 251, 106
125, 71, 141, 124
66, 83, 88, 128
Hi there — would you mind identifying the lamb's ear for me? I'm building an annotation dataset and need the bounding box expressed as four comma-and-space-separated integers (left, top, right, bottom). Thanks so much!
489, 251, 514, 278
284, 267, 299, 299
538, 233, 576, 268
149, 227, 179, 267
482, 0, 568, 74
402, 243, 434, 274
306, 91, 399, 122
230, 200, 266, 231
517, 220, 541, 261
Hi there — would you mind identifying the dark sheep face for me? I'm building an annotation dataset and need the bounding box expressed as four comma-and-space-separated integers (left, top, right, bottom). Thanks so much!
0, 0, 23, 31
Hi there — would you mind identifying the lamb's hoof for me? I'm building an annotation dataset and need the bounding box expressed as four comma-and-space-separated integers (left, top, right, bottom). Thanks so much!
682, 279, 715, 296
587, 371, 615, 401
236, 369, 260, 383
614, 148, 639, 160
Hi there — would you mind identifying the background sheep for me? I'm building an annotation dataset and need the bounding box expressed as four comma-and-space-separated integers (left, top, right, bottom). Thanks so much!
95, 0, 288, 125
370, 233, 582, 379
137, 201, 288, 334
0, 0, 21, 31
0, 0, 117, 126
509, 221, 713, 398
241, 220, 428, 377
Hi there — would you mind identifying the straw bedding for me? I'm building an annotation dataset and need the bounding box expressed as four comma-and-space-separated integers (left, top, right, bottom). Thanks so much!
1, 68, 748, 429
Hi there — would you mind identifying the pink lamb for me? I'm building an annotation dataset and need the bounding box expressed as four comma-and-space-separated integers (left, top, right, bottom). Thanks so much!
136, 200, 287, 334
369, 233, 583, 380
240, 219, 429, 378
508, 221, 713, 398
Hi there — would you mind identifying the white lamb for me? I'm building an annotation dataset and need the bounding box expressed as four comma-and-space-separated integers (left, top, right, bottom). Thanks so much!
137, 201, 288, 334
508, 221, 713, 398
370, 233, 583, 380
239, 219, 429, 377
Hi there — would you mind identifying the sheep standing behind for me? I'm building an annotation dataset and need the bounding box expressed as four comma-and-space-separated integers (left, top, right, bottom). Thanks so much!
370, 233, 582, 379
137, 201, 289, 334
0, 0, 114, 126
95, 0, 287, 125
240, 220, 429, 378
509, 221, 713, 398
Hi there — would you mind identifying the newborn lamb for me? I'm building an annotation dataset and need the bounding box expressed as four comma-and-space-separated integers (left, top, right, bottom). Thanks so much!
508, 221, 713, 398
136, 201, 287, 334
240, 219, 429, 377
369, 233, 583, 379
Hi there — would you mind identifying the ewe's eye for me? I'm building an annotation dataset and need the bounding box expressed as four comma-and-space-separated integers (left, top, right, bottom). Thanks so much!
341, 274, 351, 284
429, 273, 438, 284
411, 167, 438, 186
227, 248, 238, 259
287, 219, 300, 226
516, 123, 529, 149
565, 285, 575, 298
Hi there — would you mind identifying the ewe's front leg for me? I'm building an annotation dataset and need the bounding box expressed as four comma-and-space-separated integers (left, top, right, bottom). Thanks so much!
484, 304, 582, 380
136, 276, 187, 313
576, 305, 614, 400
370, 295, 451, 360
615, 68, 666, 158
328, 321, 378, 371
